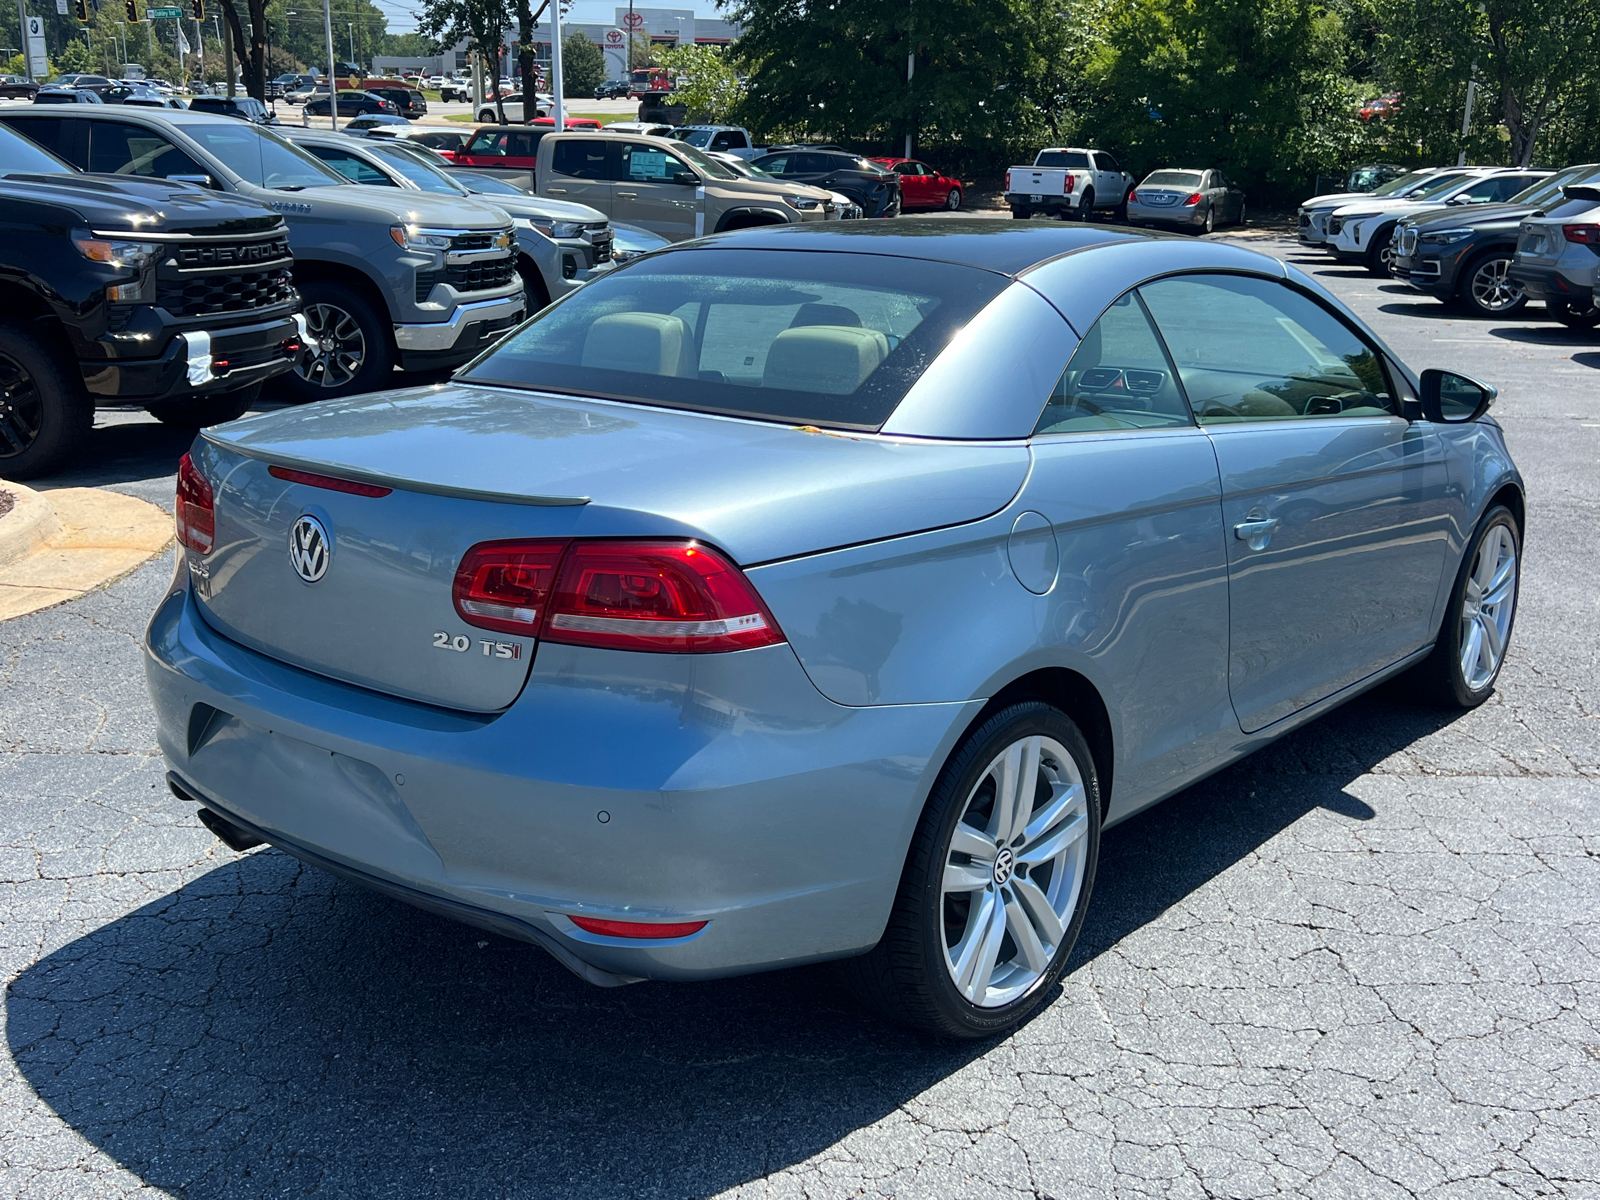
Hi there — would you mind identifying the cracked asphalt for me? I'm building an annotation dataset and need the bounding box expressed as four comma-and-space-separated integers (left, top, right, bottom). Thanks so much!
1, 237, 1597, 1199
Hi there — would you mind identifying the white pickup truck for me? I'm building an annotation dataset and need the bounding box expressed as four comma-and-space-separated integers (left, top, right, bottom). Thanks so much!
1005, 148, 1137, 220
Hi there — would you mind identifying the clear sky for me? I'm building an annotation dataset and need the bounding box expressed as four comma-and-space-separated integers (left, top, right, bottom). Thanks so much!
375, 0, 730, 35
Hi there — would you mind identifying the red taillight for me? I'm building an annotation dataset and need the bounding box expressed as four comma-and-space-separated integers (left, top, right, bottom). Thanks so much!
1005, 169, 1012, 191
175, 452, 215, 555
268, 464, 392, 497
1563, 224, 1600, 244
1064, 173, 1074, 193
452, 539, 567, 635
544, 540, 784, 653
1182, 192, 1202, 206
569, 916, 708, 939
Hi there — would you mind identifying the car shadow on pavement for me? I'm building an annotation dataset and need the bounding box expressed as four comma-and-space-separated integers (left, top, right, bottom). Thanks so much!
1487, 324, 1592, 346
5, 678, 1461, 1199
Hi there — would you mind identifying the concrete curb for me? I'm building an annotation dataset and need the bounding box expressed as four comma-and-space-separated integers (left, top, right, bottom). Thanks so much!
0, 482, 173, 622
0, 483, 63, 570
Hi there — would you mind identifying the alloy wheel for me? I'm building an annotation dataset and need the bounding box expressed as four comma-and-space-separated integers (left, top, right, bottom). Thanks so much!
946, 188, 961, 211
0, 351, 44, 461
941, 734, 1089, 1008
1469, 257, 1523, 314
1459, 523, 1517, 691
297, 302, 368, 389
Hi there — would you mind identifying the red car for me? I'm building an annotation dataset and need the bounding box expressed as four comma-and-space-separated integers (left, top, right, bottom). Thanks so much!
870, 158, 965, 210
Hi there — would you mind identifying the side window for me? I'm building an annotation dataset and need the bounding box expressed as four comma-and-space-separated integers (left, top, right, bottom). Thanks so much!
552, 139, 608, 178
306, 147, 393, 186
618, 141, 683, 182
507, 130, 539, 157
466, 130, 508, 156
88, 122, 204, 178
1034, 293, 1194, 435
710, 131, 737, 150
1139, 274, 1398, 423
0, 116, 70, 160
758, 155, 788, 174
1095, 151, 1121, 173
1456, 178, 1506, 203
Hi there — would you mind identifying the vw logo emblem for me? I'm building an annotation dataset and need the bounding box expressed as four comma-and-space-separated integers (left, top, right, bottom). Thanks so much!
992, 846, 1015, 887
288, 514, 331, 583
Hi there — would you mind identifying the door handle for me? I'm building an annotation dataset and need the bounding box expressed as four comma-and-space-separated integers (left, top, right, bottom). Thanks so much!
546, 187, 567, 194
615, 190, 638, 199
1234, 518, 1280, 551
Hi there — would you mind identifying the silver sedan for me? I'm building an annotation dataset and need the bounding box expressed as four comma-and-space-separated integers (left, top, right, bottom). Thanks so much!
1128, 168, 1245, 234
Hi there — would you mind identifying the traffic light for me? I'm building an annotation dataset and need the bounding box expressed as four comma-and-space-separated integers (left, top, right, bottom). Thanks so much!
74, 0, 88, 19
125, 0, 138, 20
190, 0, 203, 17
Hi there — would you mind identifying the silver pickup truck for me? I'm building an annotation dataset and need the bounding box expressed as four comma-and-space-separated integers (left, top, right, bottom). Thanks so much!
0, 107, 525, 399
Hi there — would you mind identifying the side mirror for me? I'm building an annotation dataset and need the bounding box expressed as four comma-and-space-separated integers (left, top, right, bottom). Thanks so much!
167, 173, 214, 188
1419, 368, 1496, 423
673, 170, 698, 186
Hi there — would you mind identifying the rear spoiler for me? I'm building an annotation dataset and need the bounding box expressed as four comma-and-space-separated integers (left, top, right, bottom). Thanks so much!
1562, 184, 1600, 202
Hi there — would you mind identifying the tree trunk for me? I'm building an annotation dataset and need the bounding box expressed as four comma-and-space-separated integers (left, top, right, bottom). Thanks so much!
217, 0, 264, 102
516, 0, 549, 124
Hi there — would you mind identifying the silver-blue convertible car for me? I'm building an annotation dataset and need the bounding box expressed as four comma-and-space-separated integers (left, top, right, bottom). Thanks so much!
146, 223, 1523, 1038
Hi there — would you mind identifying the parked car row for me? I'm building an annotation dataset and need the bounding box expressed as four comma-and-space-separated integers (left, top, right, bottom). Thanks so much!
0, 108, 654, 477
1299, 163, 1600, 325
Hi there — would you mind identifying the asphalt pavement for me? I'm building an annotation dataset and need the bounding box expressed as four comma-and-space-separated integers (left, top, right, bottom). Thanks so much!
0, 234, 1596, 1200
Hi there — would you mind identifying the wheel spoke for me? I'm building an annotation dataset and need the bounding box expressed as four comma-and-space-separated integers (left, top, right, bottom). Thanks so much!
949, 823, 996, 861
1482, 556, 1516, 607
1013, 876, 1066, 948
950, 887, 999, 995
963, 893, 1009, 1002
1460, 618, 1485, 679
1474, 530, 1501, 590
1004, 890, 1050, 974
1023, 782, 1084, 846
1479, 611, 1504, 662
943, 860, 992, 893
1017, 811, 1087, 867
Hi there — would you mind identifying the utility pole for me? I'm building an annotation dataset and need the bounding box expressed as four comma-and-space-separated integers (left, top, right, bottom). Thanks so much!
904, 0, 914, 158
549, 0, 562, 128
321, 0, 336, 129
346, 21, 351, 64
626, 0, 632, 76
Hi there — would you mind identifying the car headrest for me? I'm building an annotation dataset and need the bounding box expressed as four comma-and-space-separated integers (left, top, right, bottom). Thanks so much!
789, 302, 861, 328
581, 312, 697, 378
763, 325, 889, 395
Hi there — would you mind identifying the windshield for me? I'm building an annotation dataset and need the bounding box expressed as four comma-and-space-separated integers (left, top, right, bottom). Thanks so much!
369, 143, 469, 194
1372, 170, 1430, 197
1409, 173, 1469, 200
1142, 170, 1203, 187
181, 122, 346, 188
672, 141, 738, 181
460, 248, 1009, 430
1513, 165, 1600, 207
673, 128, 714, 147
450, 170, 527, 197
0, 123, 73, 175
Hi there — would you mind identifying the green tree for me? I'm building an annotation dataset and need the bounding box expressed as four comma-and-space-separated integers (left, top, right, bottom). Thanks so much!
1082, 0, 1358, 200
419, 0, 506, 115
561, 30, 603, 97
656, 43, 743, 123
731, 0, 1068, 158
1372, 0, 1600, 166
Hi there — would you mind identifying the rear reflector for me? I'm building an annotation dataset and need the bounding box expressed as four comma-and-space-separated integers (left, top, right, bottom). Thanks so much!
568, 916, 708, 939
453, 539, 567, 635
175, 453, 215, 555
268, 464, 392, 497
544, 541, 784, 653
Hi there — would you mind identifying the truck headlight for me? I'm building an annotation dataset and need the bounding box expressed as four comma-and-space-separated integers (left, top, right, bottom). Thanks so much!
389, 223, 453, 250
519, 217, 583, 239
72, 233, 161, 269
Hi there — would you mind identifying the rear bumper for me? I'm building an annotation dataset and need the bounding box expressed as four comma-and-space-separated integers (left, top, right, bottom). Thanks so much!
80, 311, 302, 401
1005, 191, 1071, 213
144, 578, 974, 985
1507, 260, 1588, 304
393, 292, 526, 371
1128, 204, 1205, 226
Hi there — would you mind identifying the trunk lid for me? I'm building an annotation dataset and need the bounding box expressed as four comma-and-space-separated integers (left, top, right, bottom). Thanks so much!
194, 385, 1028, 711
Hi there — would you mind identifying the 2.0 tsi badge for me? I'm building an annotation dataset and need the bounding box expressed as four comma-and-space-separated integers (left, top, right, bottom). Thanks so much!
288, 515, 330, 583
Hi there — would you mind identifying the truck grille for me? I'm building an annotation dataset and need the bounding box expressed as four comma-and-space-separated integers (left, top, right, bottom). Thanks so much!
156, 233, 295, 318
446, 258, 515, 293
450, 233, 496, 252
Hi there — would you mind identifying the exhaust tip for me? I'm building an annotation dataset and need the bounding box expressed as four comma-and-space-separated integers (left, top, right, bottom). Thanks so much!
196, 806, 267, 853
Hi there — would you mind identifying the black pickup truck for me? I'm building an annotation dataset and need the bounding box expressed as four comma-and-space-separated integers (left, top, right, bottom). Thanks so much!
0, 123, 303, 478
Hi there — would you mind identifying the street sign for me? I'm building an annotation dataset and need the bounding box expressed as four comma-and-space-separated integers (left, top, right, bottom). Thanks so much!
148, 7, 182, 16
24, 16, 48, 79
56, 0, 69, 15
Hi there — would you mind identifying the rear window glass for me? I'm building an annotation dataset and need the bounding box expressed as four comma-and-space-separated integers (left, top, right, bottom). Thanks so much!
1036, 151, 1090, 168
461, 249, 1009, 430
1142, 171, 1203, 187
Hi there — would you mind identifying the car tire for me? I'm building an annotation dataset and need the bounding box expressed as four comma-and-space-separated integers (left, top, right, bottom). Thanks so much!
1454, 251, 1527, 317
280, 281, 395, 403
1412, 505, 1520, 708
1550, 300, 1600, 329
1197, 207, 1214, 236
518, 259, 552, 316
1367, 224, 1398, 276
1238, 199, 1247, 226
143, 381, 262, 428
477, 108, 496, 123
1114, 188, 1130, 224
945, 188, 962, 211
842, 700, 1101, 1039
0, 319, 92, 481
1010, 207, 1031, 220
1075, 188, 1094, 221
